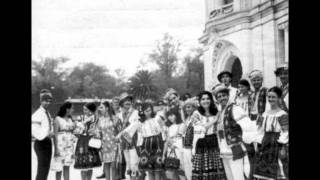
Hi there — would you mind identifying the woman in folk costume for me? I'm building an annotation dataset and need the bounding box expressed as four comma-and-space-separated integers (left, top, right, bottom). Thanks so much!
52, 102, 77, 180
274, 64, 289, 113
114, 92, 140, 180
191, 91, 227, 180
119, 102, 165, 180
74, 102, 102, 180
163, 108, 184, 180
253, 87, 288, 180
96, 101, 118, 180
274, 64, 289, 178
179, 98, 198, 180
213, 85, 258, 180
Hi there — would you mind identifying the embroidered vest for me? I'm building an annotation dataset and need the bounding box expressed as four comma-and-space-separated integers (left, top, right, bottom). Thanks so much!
257, 87, 268, 114
222, 103, 246, 160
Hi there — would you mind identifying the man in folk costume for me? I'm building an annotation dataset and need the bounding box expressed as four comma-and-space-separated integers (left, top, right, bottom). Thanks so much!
217, 71, 238, 103
214, 85, 258, 180
32, 89, 54, 180
274, 64, 289, 179
115, 92, 140, 180
248, 70, 270, 126
274, 64, 289, 113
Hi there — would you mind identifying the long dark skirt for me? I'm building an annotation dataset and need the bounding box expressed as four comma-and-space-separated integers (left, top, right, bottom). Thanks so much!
74, 135, 102, 170
192, 134, 227, 180
253, 132, 281, 179
139, 134, 164, 171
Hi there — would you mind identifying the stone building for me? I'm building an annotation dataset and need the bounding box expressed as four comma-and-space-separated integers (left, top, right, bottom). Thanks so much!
199, 0, 288, 90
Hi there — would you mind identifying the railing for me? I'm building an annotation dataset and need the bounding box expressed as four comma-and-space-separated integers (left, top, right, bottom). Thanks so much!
209, 3, 234, 19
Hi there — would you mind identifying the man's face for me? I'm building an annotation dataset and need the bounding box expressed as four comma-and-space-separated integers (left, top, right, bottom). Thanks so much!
221, 74, 232, 86
168, 94, 179, 106
216, 92, 229, 107
41, 99, 51, 109
123, 100, 132, 110
251, 77, 263, 90
279, 71, 288, 85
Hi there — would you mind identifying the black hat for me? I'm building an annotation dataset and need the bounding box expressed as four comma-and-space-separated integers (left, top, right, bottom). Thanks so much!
217, 71, 233, 82
239, 79, 251, 89
274, 64, 288, 76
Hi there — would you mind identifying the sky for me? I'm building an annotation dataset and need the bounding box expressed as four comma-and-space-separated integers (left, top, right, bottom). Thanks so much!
32, 0, 206, 77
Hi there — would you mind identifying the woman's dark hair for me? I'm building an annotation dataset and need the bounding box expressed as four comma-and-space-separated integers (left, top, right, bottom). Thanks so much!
101, 101, 114, 120
239, 79, 251, 90
197, 91, 218, 116
268, 86, 283, 98
57, 102, 73, 118
181, 93, 191, 101
139, 102, 156, 122
165, 107, 183, 126
85, 102, 97, 113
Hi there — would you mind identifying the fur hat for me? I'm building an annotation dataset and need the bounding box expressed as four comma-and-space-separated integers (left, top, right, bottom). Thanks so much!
249, 70, 263, 80
274, 63, 288, 76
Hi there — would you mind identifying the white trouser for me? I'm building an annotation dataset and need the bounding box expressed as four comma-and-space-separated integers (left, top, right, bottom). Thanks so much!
222, 157, 245, 180
182, 148, 192, 180
123, 148, 139, 178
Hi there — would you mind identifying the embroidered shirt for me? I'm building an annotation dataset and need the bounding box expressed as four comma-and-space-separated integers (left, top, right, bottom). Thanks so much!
256, 110, 289, 144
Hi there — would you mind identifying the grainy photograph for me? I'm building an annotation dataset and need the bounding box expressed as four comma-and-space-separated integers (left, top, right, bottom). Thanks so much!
32, 0, 289, 180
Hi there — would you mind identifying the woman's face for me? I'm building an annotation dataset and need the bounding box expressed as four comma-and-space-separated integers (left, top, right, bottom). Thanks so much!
66, 105, 74, 116
185, 105, 195, 116
168, 114, 176, 124
144, 107, 152, 119
83, 106, 90, 116
239, 84, 249, 94
267, 91, 280, 106
112, 100, 120, 109
168, 94, 179, 106
200, 94, 211, 109
98, 104, 107, 114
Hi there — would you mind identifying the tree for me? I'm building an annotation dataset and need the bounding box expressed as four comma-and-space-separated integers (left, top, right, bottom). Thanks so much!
129, 70, 158, 101
32, 57, 70, 110
66, 63, 118, 98
149, 33, 181, 88
183, 48, 205, 94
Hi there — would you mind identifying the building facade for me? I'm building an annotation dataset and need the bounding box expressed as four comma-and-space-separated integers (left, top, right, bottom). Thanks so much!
199, 0, 288, 90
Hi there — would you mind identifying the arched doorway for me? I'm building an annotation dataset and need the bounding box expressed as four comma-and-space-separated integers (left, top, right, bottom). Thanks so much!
231, 58, 242, 87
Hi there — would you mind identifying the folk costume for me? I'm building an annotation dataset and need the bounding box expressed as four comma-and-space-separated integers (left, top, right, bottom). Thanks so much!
253, 110, 288, 180
191, 110, 227, 180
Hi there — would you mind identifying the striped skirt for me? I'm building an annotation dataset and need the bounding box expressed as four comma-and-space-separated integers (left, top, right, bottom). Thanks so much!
192, 134, 227, 180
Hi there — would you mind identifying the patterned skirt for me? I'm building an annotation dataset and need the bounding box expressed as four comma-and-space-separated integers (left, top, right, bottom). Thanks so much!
253, 132, 281, 179
74, 135, 102, 170
192, 134, 227, 180
139, 134, 164, 171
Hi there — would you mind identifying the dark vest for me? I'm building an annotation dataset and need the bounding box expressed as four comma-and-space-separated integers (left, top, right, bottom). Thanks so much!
222, 103, 246, 160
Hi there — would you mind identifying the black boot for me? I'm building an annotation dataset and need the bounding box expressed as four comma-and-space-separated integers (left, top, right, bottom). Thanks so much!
96, 173, 106, 179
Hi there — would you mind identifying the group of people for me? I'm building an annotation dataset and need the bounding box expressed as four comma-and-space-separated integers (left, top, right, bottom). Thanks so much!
32, 64, 288, 180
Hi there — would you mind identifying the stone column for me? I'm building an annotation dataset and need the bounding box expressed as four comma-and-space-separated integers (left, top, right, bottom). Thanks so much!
284, 27, 288, 63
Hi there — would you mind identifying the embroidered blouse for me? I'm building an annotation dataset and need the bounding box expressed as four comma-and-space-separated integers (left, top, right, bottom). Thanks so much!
255, 110, 289, 145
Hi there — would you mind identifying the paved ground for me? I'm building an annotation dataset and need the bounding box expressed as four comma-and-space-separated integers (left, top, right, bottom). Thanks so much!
32, 142, 104, 180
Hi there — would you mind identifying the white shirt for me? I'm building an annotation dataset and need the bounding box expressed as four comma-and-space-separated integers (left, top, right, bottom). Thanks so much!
32, 106, 52, 140
226, 85, 238, 103
216, 104, 258, 157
